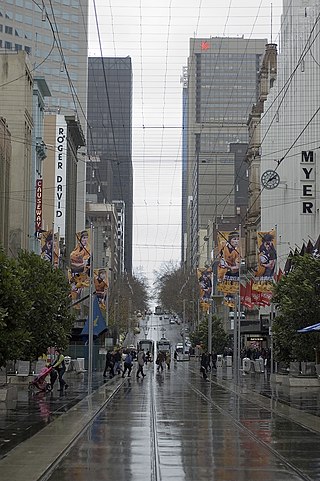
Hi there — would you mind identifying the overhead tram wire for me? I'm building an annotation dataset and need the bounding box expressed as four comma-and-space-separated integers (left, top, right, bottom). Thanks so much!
139, 0, 149, 265
213, 2, 320, 221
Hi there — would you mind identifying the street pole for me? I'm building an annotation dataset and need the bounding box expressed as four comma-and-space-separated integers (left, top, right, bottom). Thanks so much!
208, 301, 212, 356
88, 223, 94, 393
183, 299, 186, 357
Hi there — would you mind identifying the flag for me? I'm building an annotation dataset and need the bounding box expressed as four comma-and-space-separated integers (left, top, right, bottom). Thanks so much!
306, 240, 314, 254
276, 268, 283, 283
253, 230, 277, 292
81, 296, 108, 338
313, 235, 320, 259
69, 229, 91, 288
217, 230, 241, 294
300, 243, 306, 256
284, 252, 293, 275
243, 281, 254, 309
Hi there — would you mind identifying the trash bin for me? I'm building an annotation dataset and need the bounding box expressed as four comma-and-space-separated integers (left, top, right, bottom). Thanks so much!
64, 356, 71, 371
258, 357, 265, 373
242, 357, 251, 373
254, 360, 262, 372
226, 355, 232, 367
76, 358, 85, 372
216, 354, 223, 368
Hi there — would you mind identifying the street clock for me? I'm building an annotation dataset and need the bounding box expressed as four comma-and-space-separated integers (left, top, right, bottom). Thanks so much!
261, 170, 280, 190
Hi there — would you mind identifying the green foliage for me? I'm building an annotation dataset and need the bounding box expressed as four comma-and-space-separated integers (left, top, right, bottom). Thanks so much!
0, 248, 75, 367
16, 251, 75, 359
0, 248, 32, 366
190, 315, 229, 353
272, 255, 320, 362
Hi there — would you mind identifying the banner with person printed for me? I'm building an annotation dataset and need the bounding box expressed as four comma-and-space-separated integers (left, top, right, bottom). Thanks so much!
253, 230, 277, 292
197, 267, 212, 311
69, 229, 91, 288
94, 268, 108, 311
217, 230, 241, 294
40, 230, 59, 267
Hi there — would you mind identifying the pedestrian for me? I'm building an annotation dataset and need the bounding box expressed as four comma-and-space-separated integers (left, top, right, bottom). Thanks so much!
200, 352, 209, 380
136, 349, 146, 378
113, 349, 123, 375
165, 351, 171, 370
122, 351, 133, 378
156, 351, 165, 372
52, 348, 68, 391
103, 350, 115, 378
174, 350, 178, 361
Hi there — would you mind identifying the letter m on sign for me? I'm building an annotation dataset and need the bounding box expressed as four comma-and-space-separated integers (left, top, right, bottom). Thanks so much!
302, 151, 314, 163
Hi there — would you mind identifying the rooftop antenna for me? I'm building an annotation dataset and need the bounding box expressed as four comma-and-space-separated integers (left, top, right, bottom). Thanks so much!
271, 3, 273, 43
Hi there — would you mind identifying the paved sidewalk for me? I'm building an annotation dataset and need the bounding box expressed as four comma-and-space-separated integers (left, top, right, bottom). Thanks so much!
0, 370, 120, 459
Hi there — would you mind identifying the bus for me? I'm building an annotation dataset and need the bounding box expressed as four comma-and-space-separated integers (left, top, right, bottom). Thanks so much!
137, 339, 154, 359
157, 338, 171, 354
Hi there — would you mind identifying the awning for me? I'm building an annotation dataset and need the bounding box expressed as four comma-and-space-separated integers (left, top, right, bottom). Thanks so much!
297, 322, 320, 333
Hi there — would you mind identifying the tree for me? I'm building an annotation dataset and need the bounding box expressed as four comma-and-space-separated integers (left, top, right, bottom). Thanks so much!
0, 248, 32, 367
190, 315, 229, 353
16, 251, 75, 360
272, 255, 320, 363
154, 263, 198, 321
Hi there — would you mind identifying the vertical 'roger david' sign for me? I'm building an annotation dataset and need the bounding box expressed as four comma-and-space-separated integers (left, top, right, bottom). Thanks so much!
55, 115, 67, 236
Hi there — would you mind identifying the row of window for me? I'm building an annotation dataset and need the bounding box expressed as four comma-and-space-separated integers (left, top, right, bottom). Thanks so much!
5, 0, 80, 7
0, 8, 79, 24
0, 39, 31, 53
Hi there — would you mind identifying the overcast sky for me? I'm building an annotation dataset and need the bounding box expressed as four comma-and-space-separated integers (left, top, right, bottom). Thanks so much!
88, 0, 283, 283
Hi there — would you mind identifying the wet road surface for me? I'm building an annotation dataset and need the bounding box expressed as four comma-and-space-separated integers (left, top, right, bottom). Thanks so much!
43, 362, 320, 481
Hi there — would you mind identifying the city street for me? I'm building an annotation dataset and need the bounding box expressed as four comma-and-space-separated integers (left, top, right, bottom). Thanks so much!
2, 316, 320, 480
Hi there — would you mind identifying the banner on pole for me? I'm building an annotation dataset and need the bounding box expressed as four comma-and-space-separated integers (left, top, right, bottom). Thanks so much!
217, 231, 241, 294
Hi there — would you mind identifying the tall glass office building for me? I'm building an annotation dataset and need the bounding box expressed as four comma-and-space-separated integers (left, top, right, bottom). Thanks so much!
87, 57, 133, 274
183, 37, 266, 269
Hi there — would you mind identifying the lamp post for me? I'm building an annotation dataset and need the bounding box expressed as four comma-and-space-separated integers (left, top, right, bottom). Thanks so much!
88, 223, 94, 394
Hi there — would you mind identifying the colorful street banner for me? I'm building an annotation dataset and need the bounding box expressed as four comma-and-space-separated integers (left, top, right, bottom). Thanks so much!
81, 296, 108, 338
217, 231, 241, 294
68, 269, 83, 310
69, 229, 91, 288
197, 268, 212, 311
94, 268, 108, 311
253, 230, 277, 292
40, 230, 59, 267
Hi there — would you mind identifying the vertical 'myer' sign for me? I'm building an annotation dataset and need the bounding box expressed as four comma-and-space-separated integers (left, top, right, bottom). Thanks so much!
301, 151, 316, 214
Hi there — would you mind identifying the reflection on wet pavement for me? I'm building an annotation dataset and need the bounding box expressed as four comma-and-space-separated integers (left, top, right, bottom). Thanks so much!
45, 363, 320, 481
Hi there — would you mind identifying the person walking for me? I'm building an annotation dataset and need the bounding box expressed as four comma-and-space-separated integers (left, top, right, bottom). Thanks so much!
136, 349, 146, 379
156, 351, 165, 372
52, 348, 68, 391
165, 351, 171, 370
200, 352, 209, 380
113, 349, 123, 375
122, 352, 133, 378
103, 350, 115, 378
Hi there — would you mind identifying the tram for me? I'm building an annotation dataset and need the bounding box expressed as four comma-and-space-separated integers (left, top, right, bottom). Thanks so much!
157, 338, 171, 354
137, 339, 154, 359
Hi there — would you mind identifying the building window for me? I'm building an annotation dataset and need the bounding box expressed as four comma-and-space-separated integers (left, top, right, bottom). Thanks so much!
15, 43, 22, 50
4, 41, 12, 49
5, 25, 12, 34
25, 45, 31, 54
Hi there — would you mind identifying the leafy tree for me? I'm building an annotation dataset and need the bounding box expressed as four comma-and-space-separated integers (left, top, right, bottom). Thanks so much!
16, 251, 75, 360
154, 263, 198, 321
272, 255, 320, 363
190, 315, 229, 354
0, 248, 32, 367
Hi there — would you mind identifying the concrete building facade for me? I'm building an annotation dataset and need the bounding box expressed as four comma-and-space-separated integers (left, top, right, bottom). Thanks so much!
261, 0, 320, 267
0, 0, 89, 232
183, 37, 267, 270
43, 114, 85, 260
0, 51, 33, 256
245, 44, 277, 272
0, 117, 12, 253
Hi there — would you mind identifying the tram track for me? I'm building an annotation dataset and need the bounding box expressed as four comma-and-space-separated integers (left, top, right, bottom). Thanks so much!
150, 354, 162, 481
187, 378, 314, 481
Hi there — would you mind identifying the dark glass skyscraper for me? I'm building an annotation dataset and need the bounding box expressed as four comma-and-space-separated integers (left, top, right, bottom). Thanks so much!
87, 57, 133, 273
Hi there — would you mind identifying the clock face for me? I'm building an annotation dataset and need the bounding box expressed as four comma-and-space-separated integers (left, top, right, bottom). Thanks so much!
261, 170, 280, 189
